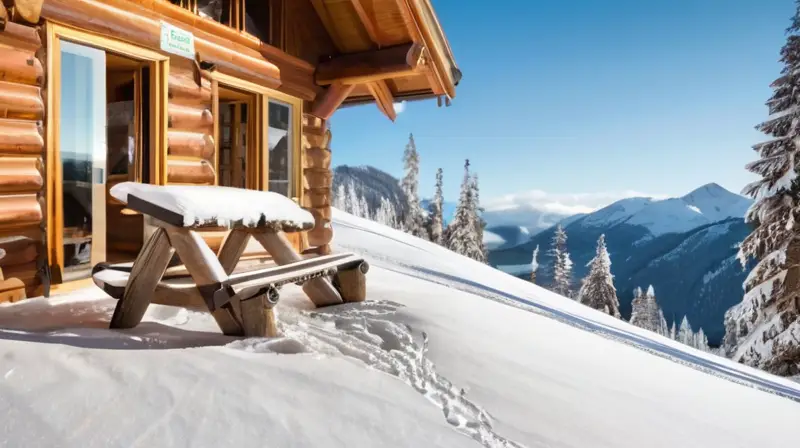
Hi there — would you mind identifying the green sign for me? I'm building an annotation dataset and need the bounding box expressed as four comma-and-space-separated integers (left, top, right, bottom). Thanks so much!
160, 21, 195, 59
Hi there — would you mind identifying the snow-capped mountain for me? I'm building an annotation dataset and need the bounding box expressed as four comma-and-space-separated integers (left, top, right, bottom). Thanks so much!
489, 183, 754, 345
584, 183, 752, 240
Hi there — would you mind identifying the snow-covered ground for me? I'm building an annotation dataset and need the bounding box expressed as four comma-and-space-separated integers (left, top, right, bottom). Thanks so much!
1, 209, 799, 447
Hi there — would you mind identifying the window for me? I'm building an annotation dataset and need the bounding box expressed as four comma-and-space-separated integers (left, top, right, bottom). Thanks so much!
166, 0, 275, 44
244, 0, 270, 43
268, 99, 292, 196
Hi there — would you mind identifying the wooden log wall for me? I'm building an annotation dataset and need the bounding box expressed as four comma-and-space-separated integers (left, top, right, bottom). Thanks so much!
301, 114, 333, 255
167, 61, 215, 185
0, 17, 45, 299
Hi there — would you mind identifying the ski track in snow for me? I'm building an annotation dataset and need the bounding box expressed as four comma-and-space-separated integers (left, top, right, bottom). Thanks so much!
332, 221, 800, 404
394, 262, 800, 403
227, 301, 528, 448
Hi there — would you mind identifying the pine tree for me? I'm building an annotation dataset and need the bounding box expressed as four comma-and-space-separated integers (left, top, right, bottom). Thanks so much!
428, 168, 445, 244
550, 224, 573, 297
376, 197, 399, 228
629, 287, 646, 326
445, 159, 485, 261
530, 245, 540, 284
358, 193, 370, 219
631, 285, 671, 336
333, 182, 347, 211
346, 181, 360, 216
657, 309, 669, 337
470, 173, 488, 263
401, 133, 426, 238
694, 328, 710, 352
577, 235, 621, 317
722, 2, 800, 376
670, 321, 677, 340
678, 316, 694, 346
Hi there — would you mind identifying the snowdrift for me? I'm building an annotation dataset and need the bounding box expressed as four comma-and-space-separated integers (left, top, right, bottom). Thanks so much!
0, 209, 798, 448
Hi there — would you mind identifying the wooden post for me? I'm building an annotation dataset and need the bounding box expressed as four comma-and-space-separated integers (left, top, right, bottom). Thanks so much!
239, 287, 279, 338
252, 231, 343, 307
166, 226, 244, 335
334, 261, 369, 302
110, 228, 174, 329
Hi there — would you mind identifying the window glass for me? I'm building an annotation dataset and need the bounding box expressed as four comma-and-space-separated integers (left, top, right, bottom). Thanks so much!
244, 0, 270, 43
268, 99, 291, 197
197, 0, 231, 25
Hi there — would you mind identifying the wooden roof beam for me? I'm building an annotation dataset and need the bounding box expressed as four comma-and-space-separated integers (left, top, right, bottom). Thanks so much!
311, 83, 356, 120
367, 80, 396, 122
315, 42, 425, 86
349, 0, 382, 47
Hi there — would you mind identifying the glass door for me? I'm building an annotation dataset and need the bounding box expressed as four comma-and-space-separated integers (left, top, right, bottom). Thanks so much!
59, 41, 107, 280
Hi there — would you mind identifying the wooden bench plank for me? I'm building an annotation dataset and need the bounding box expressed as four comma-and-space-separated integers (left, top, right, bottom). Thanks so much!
252, 231, 343, 307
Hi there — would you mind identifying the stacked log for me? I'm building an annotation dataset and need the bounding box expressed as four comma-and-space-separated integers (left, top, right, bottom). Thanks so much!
0, 13, 45, 297
167, 61, 215, 185
301, 114, 333, 255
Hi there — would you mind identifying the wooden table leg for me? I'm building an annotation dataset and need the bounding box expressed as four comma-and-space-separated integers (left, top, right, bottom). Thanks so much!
110, 227, 175, 329
217, 229, 251, 275
240, 287, 279, 338
166, 227, 244, 336
252, 231, 343, 307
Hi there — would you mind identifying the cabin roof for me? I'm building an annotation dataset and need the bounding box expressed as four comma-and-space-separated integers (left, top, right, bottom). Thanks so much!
310, 0, 460, 116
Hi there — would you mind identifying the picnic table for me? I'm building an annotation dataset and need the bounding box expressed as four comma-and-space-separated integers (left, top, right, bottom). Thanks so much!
93, 182, 368, 337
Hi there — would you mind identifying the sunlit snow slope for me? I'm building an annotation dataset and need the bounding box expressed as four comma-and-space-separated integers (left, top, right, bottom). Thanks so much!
0, 209, 798, 448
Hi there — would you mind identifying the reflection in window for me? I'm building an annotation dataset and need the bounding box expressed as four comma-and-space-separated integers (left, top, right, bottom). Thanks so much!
268, 100, 291, 197
198, 0, 231, 24
244, 0, 270, 43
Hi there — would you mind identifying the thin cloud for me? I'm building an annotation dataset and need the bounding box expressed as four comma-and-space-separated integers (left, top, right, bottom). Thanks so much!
484, 189, 667, 215
393, 101, 407, 114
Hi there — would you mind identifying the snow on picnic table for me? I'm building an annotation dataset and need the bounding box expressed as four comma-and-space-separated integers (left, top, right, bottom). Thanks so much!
0, 208, 798, 448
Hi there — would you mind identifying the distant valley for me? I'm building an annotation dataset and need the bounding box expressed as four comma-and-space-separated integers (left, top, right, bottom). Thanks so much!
488, 183, 753, 345
332, 165, 752, 346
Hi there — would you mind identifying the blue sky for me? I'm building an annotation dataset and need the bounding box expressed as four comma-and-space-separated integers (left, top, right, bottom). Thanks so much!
330, 0, 794, 209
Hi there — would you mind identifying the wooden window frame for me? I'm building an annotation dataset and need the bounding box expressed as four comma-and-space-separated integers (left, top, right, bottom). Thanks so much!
162, 0, 283, 47
211, 71, 303, 205
45, 23, 170, 280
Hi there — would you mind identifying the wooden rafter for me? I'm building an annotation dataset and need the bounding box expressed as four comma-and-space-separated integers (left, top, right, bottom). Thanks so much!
311, 82, 355, 120
367, 81, 396, 122
348, 0, 382, 47
315, 42, 424, 86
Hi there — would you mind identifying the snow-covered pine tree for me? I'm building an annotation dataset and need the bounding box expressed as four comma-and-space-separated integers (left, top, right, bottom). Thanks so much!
678, 316, 694, 346
445, 159, 485, 261
721, 2, 800, 376
629, 287, 645, 326
333, 182, 347, 211
577, 235, 621, 318
470, 173, 488, 264
530, 245, 540, 284
550, 224, 573, 297
346, 181, 360, 216
376, 197, 399, 228
630, 285, 670, 335
694, 328, 710, 352
401, 133, 427, 238
670, 321, 677, 340
358, 193, 370, 219
428, 168, 444, 244
658, 309, 669, 337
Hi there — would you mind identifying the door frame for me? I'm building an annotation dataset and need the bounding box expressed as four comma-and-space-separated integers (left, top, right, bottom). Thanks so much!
211, 71, 303, 201
46, 23, 170, 281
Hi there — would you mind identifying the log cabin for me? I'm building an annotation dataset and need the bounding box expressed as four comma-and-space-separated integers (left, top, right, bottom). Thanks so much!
0, 0, 460, 300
